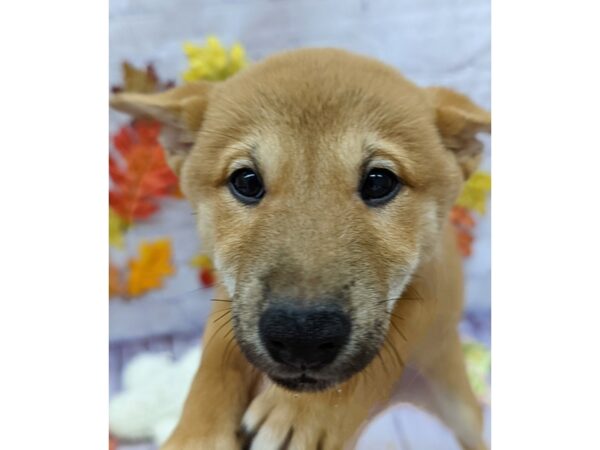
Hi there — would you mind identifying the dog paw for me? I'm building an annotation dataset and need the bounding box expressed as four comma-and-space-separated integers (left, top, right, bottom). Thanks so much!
239, 386, 349, 450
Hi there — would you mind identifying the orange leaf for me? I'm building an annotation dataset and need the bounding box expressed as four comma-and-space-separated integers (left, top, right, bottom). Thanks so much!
455, 228, 475, 257
450, 205, 476, 229
109, 263, 125, 298
126, 239, 175, 297
451, 205, 476, 257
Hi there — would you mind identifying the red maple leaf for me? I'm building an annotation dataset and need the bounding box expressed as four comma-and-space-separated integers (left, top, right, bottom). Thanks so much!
109, 120, 179, 223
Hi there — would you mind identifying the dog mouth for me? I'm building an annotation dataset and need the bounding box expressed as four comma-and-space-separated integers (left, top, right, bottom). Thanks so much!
270, 373, 335, 392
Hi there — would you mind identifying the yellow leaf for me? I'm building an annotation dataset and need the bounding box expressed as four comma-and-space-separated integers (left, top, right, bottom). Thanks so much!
126, 239, 175, 297
228, 43, 247, 75
456, 171, 491, 214
206, 35, 222, 49
463, 341, 491, 399
183, 41, 202, 57
190, 254, 213, 270
182, 37, 249, 82
109, 208, 129, 249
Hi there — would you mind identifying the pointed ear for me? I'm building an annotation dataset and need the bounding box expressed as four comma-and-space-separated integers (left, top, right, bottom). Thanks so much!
426, 87, 491, 179
110, 82, 213, 175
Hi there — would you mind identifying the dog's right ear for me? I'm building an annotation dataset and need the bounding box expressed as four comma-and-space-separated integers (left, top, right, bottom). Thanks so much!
110, 82, 213, 176
426, 87, 491, 180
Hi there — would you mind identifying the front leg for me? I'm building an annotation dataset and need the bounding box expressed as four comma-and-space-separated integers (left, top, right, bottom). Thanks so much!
406, 331, 488, 450
162, 287, 259, 450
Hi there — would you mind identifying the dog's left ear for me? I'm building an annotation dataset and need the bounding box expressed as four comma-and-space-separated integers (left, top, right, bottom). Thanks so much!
110, 82, 213, 176
426, 87, 491, 179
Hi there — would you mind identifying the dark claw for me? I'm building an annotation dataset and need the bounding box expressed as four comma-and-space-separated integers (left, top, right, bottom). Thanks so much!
316, 433, 325, 450
278, 428, 294, 450
237, 415, 269, 450
237, 424, 255, 450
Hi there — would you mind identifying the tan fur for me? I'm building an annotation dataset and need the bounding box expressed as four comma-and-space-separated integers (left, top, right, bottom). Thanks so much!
111, 48, 491, 450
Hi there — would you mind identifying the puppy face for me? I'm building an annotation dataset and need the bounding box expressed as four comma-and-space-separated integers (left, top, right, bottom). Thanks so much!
111, 49, 490, 392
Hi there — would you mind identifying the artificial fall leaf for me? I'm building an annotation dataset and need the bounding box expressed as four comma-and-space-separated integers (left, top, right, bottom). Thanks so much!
462, 341, 491, 401
456, 171, 491, 214
111, 62, 174, 94
455, 229, 475, 257
109, 263, 125, 298
199, 268, 216, 287
182, 36, 248, 82
109, 208, 129, 249
110, 120, 179, 224
451, 205, 476, 257
450, 205, 476, 230
126, 239, 175, 297
190, 254, 213, 270
190, 253, 215, 288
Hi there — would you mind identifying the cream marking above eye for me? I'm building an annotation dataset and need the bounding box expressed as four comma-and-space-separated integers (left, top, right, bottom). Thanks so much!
361, 135, 417, 187
229, 158, 255, 173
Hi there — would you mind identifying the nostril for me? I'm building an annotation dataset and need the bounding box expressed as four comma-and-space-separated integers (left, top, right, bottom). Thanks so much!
318, 342, 336, 351
269, 340, 286, 350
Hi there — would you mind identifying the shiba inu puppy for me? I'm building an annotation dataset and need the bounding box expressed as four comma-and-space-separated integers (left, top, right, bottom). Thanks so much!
111, 48, 490, 450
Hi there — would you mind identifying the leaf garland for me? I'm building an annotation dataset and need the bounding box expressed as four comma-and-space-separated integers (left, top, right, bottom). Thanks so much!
109, 62, 183, 300
108, 46, 251, 299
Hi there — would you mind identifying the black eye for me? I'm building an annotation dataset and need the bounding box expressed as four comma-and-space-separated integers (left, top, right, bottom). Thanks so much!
228, 168, 265, 204
360, 168, 402, 206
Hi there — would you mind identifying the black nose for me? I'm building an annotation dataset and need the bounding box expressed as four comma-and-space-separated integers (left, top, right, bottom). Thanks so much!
259, 304, 351, 370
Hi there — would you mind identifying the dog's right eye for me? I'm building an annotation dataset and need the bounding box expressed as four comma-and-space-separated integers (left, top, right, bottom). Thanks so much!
360, 168, 402, 206
228, 168, 265, 205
